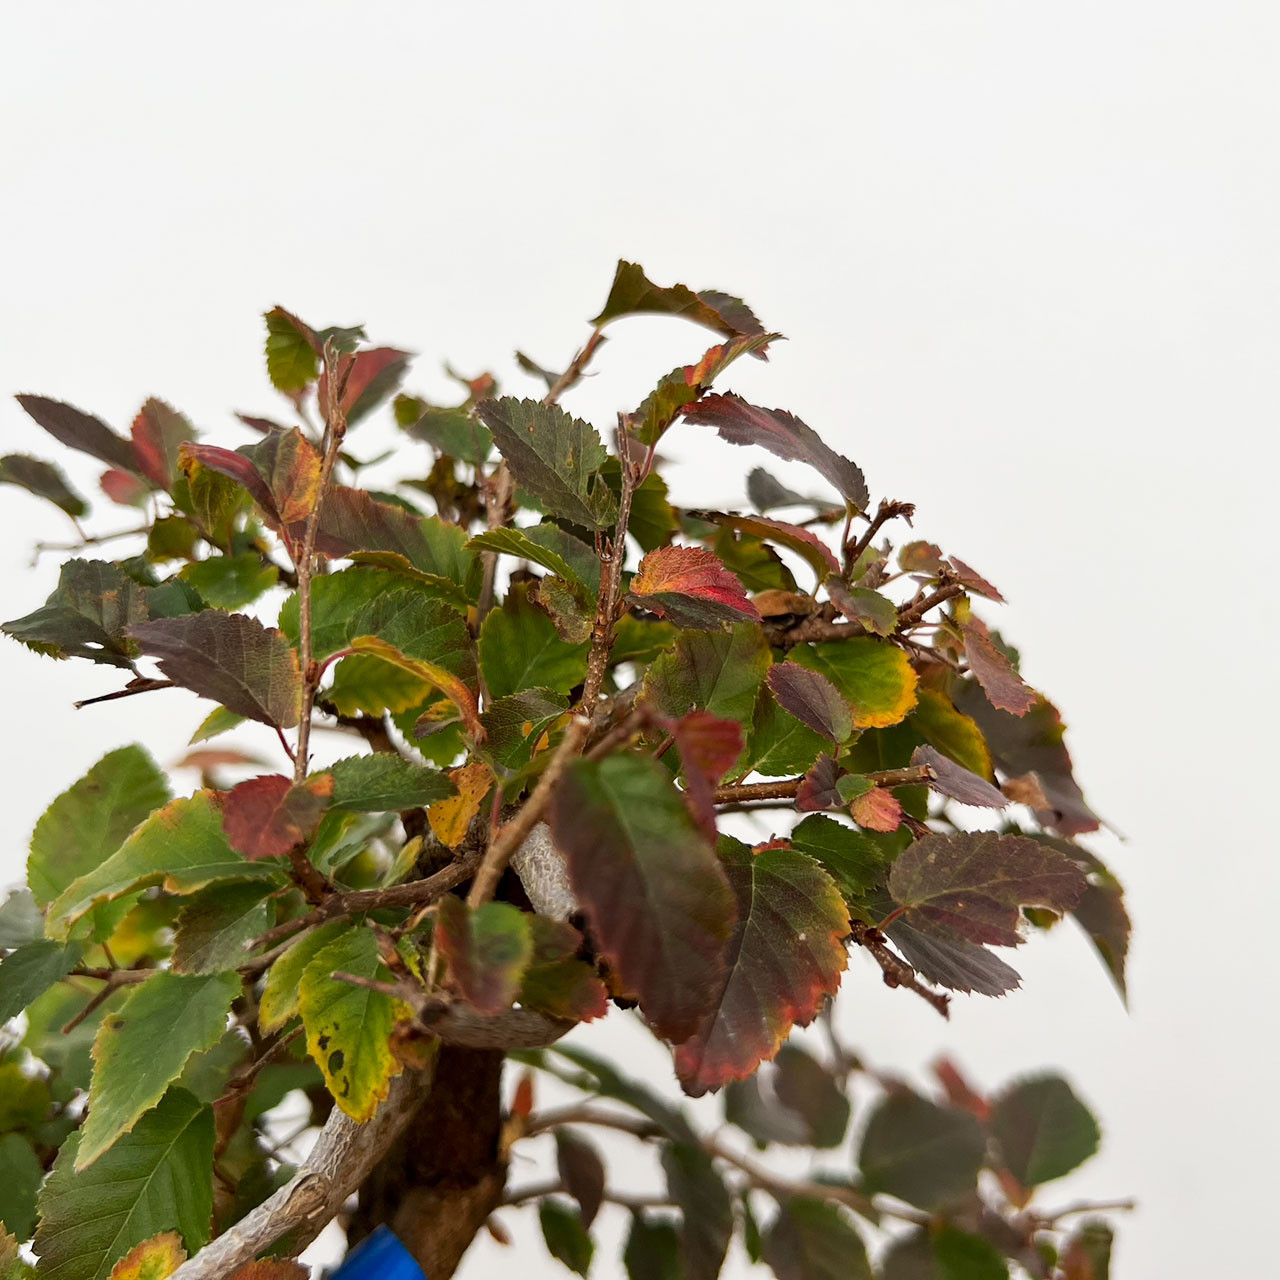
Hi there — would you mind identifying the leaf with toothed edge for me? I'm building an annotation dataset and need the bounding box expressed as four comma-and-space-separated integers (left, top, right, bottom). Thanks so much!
130, 400, 195, 491
629, 545, 759, 630
792, 637, 918, 730
592, 260, 769, 345
767, 663, 852, 743
961, 615, 1036, 716
327, 754, 456, 812
674, 838, 848, 1096
16, 394, 138, 473
690, 510, 839, 581
911, 745, 1008, 809
105, 1230, 186, 1280
218, 773, 332, 859
667, 709, 744, 838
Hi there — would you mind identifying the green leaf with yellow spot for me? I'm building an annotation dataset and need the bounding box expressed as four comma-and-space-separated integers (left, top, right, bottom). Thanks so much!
106, 1232, 185, 1280
791, 637, 918, 729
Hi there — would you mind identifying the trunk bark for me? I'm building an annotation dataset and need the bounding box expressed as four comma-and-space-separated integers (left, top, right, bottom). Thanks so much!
347, 1045, 507, 1280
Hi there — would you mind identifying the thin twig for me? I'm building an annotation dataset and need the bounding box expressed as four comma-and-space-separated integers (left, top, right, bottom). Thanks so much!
501, 1180, 675, 1211
896, 581, 965, 631
712, 764, 933, 806
849, 921, 951, 1018
843, 500, 914, 581
543, 327, 606, 406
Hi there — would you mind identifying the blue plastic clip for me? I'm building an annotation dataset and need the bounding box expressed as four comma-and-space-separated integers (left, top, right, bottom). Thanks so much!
330, 1226, 426, 1280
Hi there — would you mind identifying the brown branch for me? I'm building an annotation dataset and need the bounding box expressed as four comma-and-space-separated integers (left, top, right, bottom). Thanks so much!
896, 580, 965, 631
712, 764, 934, 806
74, 679, 175, 709
763, 616, 867, 646
849, 921, 951, 1018
467, 714, 590, 908
543, 327, 605, 405
843, 499, 914, 580
501, 1180, 674, 1211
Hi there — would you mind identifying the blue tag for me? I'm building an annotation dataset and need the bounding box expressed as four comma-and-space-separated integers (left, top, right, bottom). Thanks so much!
330, 1226, 426, 1280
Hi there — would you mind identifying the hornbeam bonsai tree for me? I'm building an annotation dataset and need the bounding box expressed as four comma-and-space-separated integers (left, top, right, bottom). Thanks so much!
0, 262, 1129, 1280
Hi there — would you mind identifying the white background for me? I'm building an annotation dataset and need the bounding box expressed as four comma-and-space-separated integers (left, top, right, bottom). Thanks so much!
2, 3, 1277, 1276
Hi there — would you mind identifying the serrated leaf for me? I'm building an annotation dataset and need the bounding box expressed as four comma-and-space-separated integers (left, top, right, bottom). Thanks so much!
436, 897, 532, 1015
318, 347, 411, 425
674, 840, 848, 1095
105, 1232, 185, 1280
238, 427, 322, 523
661, 1142, 733, 1280
796, 753, 841, 812
278, 567, 404, 659
859, 1092, 986, 1210
33, 1089, 213, 1280
629, 546, 758, 630
684, 394, 869, 512
479, 584, 589, 700
16, 395, 137, 474
788, 815, 891, 909
179, 553, 277, 610
466, 527, 588, 592
218, 774, 332, 859
740, 688, 827, 778
45, 792, 281, 942
263, 307, 319, 393
538, 1201, 593, 1277
960, 617, 1035, 716
911, 746, 1007, 809
792, 637, 918, 729
690, 510, 839, 581
401, 399, 493, 463
849, 786, 902, 833
555, 1131, 606, 1229
826, 580, 897, 637
888, 832, 1086, 947
668, 709, 744, 838
761, 1198, 871, 1280
0, 454, 88, 517
532, 574, 595, 644
77, 971, 239, 1168
328, 754, 456, 812
479, 689, 569, 772
549, 754, 736, 1042
630, 331, 780, 446
519, 917, 609, 1023
475, 398, 617, 530
767, 663, 852, 743
885, 919, 1022, 996
909, 689, 993, 780
130, 401, 195, 492
423, 761, 492, 848
170, 883, 276, 975
0, 940, 82, 1023
991, 1074, 1100, 1187
128, 612, 302, 728
592, 261, 768, 345
258, 921, 349, 1033
299, 927, 404, 1120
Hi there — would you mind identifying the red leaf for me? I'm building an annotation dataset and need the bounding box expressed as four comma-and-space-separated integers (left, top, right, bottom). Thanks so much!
130, 399, 195, 490
683, 393, 869, 512
850, 787, 902, 833
219, 773, 333, 860
899, 541, 944, 574
668, 710, 745, 838
182, 429, 321, 529
436, 896, 533, 1016
630, 546, 758, 630
911, 745, 1008, 809
690, 510, 839, 581
949, 556, 1004, 603
796, 754, 840, 811
961, 617, 1036, 716
180, 443, 278, 522
674, 840, 849, 1095
520, 917, 609, 1023
319, 347, 412, 425
17, 394, 138, 473
767, 664, 852, 743
100, 468, 149, 507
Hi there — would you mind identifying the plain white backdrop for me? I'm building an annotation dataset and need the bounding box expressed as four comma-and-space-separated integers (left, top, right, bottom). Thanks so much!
2, 3, 1277, 1276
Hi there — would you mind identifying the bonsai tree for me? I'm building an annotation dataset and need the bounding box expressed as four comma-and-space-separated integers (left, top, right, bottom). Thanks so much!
0, 262, 1129, 1280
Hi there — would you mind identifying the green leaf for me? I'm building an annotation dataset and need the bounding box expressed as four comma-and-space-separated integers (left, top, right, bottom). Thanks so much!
263, 307, 319, 393
15, 396, 137, 474
479, 585, 589, 700
326, 655, 432, 717
548, 755, 735, 1042
347, 586, 476, 681
29, 745, 171, 938
0, 890, 43, 949
328, 754, 455, 812
278, 567, 404, 659
45, 792, 281, 942
400, 401, 493, 463
476, 398, 617, 530
858, 1092, 986, 1210
770, 1045, 852, 1149
826, 581, 897, 637
0, 1133, 41, 1240
77, 972, 239, 1168
887, 832, 1087, 948
466, 527, 589, 593
592, 261, 767, 345
518, 917, 609, 1023
33, 1088, 214, 1280
674, 840, 848, 1096
0, 455, 88, 517
761, 1197, 871, 1280
171, 883, 275, 975
792, 638, 918, 729
0, 940, 83, 1023
908, 690, 993, 780
787, 815, 891, 913
642, 622, 772, 762
881, 1227, 1009, 1280
991, 1074, 1100, 1187
739, 688, 827, 778
609, 615, 677, 666
660, 1142, 733, 1280
299, 927, 404, 1120
179, 554, 277, 609
258, 921, 349, 1034
0, 1064, 49, 1132
623, 1213, 681, 1280
435, 897, 532, 1016
538, 1201, 593, 1277
478, 689, 569, 772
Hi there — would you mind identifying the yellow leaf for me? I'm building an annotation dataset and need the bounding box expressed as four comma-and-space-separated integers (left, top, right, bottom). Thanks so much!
428, 762, 495, 848
108, 1232, 186, 1280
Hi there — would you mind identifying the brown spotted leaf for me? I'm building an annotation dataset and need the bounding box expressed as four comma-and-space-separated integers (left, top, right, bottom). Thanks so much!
592, 260, 768, 344
16, 394, 138, 473
436, 897, 533, 1016
630, 545, 758, 630
961, 616, 1036, 716
767, 664, 852, 743
219, 773, 333, 860
888, 832, 1086, 947
427, 762, 494, 848
128, 612, 303, 728
550, 754, 736, 1041
911, 745, 1008, 809
683, 394, 869, 512
674, 839, 849, 1095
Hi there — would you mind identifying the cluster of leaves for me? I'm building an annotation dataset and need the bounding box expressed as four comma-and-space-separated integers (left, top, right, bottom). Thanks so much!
0, 262, 1127, 1280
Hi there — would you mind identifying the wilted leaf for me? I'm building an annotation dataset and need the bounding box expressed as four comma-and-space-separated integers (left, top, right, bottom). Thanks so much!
519, 917, 609, 1023
218, 773, 332, 860
427, 762, 494, 848
533, 574, 595, 644
16, 395, 137, 474
592, 260, 767, 344
170, 882, 276, 975
961, 617, 1035, 716
479, 584, 589, 700
684, 394, 869, 512
435, 897, 532, 1016
762, 1198, 872, 1280
674, 839, 848, 1095
538, 1201, 593, 1277
129, 612, 302, 728
767, 664, 852, 743
629, 545, 758, 630
792, 638, 918, 729
911, 746, 1007, 809
105, 1232, 185, 1280
549, 754, 736, 1041
44, 791, 281, 942
328, 754, 455, 812
555, 1131, 606, 1228
991, 1074, 1100, 1187
476, 398, 617, 530
299, 927, 405, 1120
77, 971, 240, 1167
690, 511, 839, 581
0, 454, 88, 517
33, 1088, 213, 1280
859, 1092, 986, 1210
888, 832, 1086, 947
661, 1142, 733, 1280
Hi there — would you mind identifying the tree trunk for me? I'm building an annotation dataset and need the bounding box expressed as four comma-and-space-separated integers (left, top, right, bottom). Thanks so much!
348, 1046, 507, 1280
